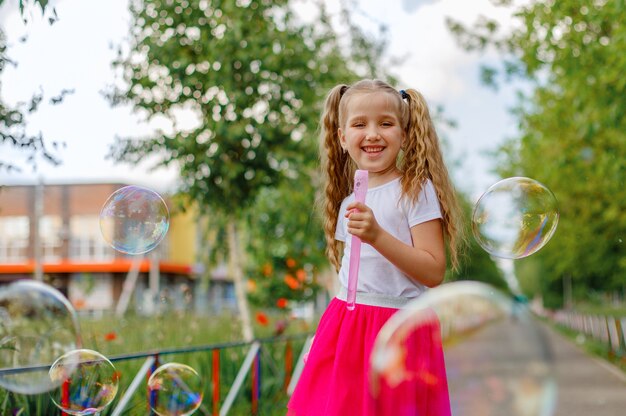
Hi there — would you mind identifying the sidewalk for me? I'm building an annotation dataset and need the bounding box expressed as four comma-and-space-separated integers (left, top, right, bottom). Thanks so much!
443, 319, 626, 415
545, 326, 626, 416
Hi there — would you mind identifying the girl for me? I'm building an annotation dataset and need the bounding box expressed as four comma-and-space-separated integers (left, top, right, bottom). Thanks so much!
287, 79, 463, 416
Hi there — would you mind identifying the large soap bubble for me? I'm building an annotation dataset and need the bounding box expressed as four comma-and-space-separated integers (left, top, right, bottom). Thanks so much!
148, 362, 204, 416
370, 281, 556, 416
49, 349, 119, 415
472, 177, 559, 259
0, 280, 82, 394
99, 185, 169, 255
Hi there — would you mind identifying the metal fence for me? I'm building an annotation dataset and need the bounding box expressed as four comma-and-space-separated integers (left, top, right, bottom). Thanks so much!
551, 310, 626, 360
0, 333, 314, 416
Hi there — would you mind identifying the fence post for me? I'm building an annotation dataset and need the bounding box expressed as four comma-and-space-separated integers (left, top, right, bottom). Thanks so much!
251, 347, 260, 415
212, 349, 221, 416
148, 354, 160, 414
284, 340, 293, 392
60, 378, 70, 416
287, 335, 314, 396
615, 318, 626, 356
111, 356, 157, 416
604, 316, 615, 359
220, 341, 261, 416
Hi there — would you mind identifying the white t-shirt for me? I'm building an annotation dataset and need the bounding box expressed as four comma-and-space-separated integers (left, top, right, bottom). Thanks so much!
335, 177, 443, 298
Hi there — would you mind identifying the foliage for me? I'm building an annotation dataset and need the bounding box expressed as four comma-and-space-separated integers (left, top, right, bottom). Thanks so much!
107, 0, 392, 306
0, 0, 55, 16
245, 173, 326, 308
446, 192, 508, 292
448, 0, 626, 304
108, 0, 385, 213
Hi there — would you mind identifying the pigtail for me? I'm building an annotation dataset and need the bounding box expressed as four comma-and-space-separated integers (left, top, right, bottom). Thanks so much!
320, 84, 353, 271
400, 89, 465, 270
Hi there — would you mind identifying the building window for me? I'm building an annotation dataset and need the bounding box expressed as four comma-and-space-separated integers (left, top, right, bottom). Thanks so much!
0, 216, 29, 262
69, 216, 113, 261
40, 216, 63, 262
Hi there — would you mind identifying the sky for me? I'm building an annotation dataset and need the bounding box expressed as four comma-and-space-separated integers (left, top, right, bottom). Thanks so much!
0, 0, 522, 199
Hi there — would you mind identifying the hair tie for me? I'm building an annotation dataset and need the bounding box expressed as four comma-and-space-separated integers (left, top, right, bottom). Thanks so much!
400, 90, 409, 100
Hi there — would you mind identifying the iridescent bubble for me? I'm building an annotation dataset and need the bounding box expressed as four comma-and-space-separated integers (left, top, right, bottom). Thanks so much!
370, 281, 556, 416
99, 185, 169, 255
48, 349, 119, 416
148, 363, 204, 416
0, 280, 82, 394
472, 177, 559, 259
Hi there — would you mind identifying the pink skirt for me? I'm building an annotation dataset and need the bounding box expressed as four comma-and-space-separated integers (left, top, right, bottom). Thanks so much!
287, 296, 450, 416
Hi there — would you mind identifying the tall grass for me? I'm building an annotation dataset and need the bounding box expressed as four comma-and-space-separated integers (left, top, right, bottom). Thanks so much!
1, 311, 312, 415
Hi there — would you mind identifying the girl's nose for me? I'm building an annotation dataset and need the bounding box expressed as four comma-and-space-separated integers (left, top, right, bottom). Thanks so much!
365, 127, 380, 140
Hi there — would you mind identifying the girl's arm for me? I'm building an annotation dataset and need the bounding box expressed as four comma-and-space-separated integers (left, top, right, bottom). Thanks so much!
345, 201, 446, 288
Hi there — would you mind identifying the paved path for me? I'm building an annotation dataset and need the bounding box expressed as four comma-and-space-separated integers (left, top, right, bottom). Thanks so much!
544, 325, 626, 416
443, 318, 626, 415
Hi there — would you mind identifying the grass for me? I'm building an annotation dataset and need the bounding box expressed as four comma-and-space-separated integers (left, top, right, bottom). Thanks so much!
1, 310, 313, 415
570, 303, 626, 317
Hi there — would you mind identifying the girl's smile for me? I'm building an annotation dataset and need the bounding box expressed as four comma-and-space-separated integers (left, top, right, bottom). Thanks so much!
362, 145, 384, 154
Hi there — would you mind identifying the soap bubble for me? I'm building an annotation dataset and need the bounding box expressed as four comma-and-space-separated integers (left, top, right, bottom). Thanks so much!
99, 185, 169, 255
148, 363, 204, 416
370, 281, 556, 416
472, 177, 559, 259
49, 349, 119, 415
0, 280, 81, 394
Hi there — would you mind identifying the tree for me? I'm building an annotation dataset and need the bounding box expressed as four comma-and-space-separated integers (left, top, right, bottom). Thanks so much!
108, 0, 391, 339
244, 170, 327, 311
448, 0, 626, 306
446, 193, 507, 293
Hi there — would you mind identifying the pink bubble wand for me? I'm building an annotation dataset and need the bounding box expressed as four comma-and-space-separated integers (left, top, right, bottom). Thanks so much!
347, 170, 368, 311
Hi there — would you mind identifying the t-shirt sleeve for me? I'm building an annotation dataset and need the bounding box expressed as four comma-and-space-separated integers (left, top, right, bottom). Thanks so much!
335, 197, 350, 242
406, 179, 443, 228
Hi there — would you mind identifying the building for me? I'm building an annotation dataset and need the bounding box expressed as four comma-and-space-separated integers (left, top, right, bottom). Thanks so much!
0, 182, 235, 314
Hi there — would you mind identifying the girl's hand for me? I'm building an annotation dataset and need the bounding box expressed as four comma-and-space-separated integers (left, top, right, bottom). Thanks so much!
345, 201, 381, 245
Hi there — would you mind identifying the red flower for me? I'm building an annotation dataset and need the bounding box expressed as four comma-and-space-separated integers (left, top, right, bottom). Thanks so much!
255, 312, 269, 326
284, 274, 300, 290
296, 269, 307, 282
276, 298, 288, 309
104, 332, 117, 342
286, 258, 297, 268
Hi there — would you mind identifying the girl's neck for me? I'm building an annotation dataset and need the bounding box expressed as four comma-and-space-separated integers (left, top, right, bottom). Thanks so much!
364, 166, 401, 189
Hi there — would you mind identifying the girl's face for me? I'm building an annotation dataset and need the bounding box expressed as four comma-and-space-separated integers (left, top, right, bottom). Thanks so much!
338, 91, 404, 185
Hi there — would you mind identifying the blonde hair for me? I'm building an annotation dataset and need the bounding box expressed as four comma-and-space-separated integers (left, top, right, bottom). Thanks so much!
319, 79, 464, 271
